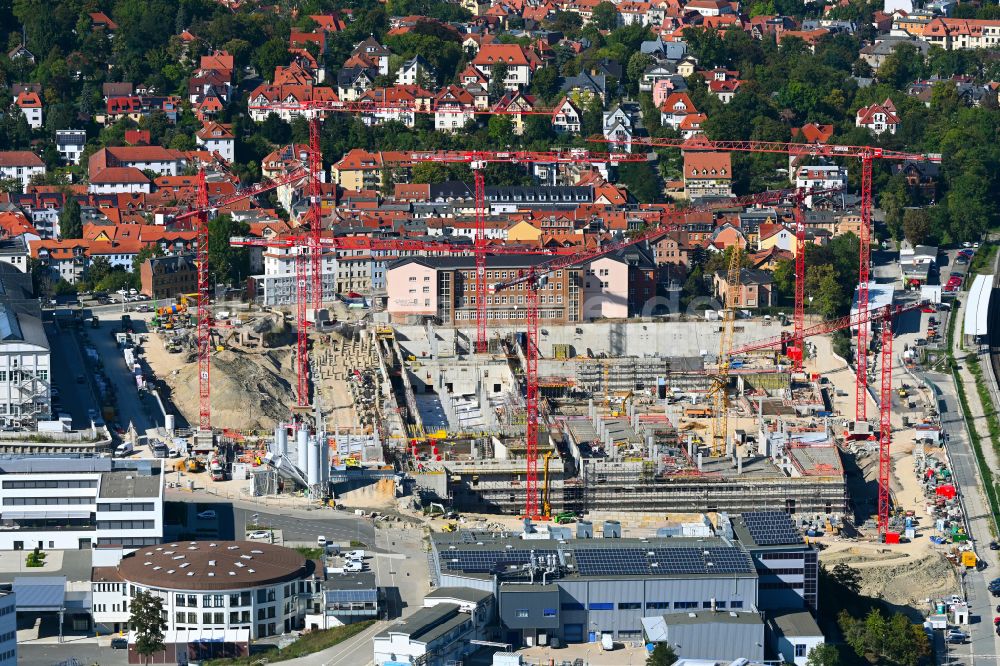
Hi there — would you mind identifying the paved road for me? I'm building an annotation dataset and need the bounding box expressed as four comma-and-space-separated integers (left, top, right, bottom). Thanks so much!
45, 322, 94, 429
923, 368, 999, 663
167, 491, 376, 546
90, 321, 161, 433
19, 642, 127, 666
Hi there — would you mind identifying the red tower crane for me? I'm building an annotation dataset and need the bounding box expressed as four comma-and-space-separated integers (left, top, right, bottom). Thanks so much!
590, 135, 940, 422
878, 308, 894, 537
196, 169, 211, 431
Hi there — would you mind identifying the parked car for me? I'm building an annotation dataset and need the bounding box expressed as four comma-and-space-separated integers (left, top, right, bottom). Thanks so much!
111, 637, 128, 650
946, 629, 968, 644
247, 530, 271, 540
317, 535, 327, 547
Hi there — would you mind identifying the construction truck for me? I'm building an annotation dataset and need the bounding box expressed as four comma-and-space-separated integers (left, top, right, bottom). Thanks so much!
184, 458, 204, 473
554, 512, 578, 524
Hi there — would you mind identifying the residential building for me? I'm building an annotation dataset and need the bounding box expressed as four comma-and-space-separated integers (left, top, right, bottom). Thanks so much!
472, 44, 533, 90
14, 91, 42, 129
923, 17, 1000, 50
0, 457, 164, 550
552, 97, 582, 133
683, 150, 732, 199
196, 122, 236, 162
855, 98, 899, 135
660, 92, 698, 129
396, 55, 436, 86
88, 146, 186, 177
56, 130, 87, 165
253, 244, 339, 306
0, 151, 45, 189
794, 165, 848, 190
0, 237, 30, 274
140, 254, 198, 300
94, 540, 319, 641
352, 37, 392, 76
714, 268, 775, 307
434, 86, 476, 132
29, 239, 90, 284
88, 168, 152, 194
582, 244, 657, 319
561, 71, 607, 103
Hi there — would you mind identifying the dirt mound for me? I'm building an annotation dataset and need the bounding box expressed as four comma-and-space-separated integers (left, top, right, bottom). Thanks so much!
826, 548, 960, 607
166, 348, 296, 430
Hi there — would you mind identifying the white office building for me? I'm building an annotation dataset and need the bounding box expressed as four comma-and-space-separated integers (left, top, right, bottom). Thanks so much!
94, 541, 319, 638
0, 304, 50, 424
0, 457, 164, 551
0, 151, 45, 189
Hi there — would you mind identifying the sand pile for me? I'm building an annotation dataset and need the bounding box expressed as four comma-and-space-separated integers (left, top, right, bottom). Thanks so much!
163, 348, 296, 430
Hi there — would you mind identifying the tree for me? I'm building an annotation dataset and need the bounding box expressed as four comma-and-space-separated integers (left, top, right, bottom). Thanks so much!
839, 608, 929, 666
618, 162, 660, 203
488, 115, 514, 146
592, 1, 620, 30
489, 62, 510, 103
901, 208, 933, 246
59, 196, 82, 239
208, 214, 251, 285
86, 256, 113, 286
130, 589, 166, 664
646, 643, 678, 666
805, 644, 840, 666
412, 163, 453, 184
530, 65, 561, 103
253, 37, 292, 80
626, 52, 653, 96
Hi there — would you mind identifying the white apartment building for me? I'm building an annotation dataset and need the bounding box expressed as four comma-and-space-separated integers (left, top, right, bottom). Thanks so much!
0, 151, 45, 189
254, 245, 339, 306
794, 165, 848, 191
0, 457, 164, 550
56, 130, 87, 165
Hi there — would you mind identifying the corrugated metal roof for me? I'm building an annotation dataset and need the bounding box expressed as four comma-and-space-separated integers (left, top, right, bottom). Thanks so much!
964, 273, 992, 337
13, 576, 67, 610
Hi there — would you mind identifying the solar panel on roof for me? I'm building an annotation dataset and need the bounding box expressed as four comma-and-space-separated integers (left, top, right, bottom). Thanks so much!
741, 511, 803, 546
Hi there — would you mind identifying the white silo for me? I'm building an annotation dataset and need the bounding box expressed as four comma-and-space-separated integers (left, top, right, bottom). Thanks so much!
319, 431, 330, 484
275, 423, 288, 457
307, 436, 320, 486
296, 426, 309, 474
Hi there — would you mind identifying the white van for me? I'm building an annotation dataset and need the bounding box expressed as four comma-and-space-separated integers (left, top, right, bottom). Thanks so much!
345, 550, 366, 560
317, 536, 327, 548
344, 561, 364, 572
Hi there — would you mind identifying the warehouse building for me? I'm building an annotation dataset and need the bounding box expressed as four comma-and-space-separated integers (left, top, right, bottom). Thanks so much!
429, 511, 823, 660
430, 530, 760, 646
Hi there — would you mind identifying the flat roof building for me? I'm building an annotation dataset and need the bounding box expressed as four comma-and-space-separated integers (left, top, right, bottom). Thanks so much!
0, 457, 163, 551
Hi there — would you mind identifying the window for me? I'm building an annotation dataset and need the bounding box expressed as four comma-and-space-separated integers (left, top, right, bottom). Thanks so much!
588, 602, 614, 611
674, 601, 698, 609
515, 609, 529, 618
176, 594, 186, 607
730, 601, 744, 609
561, 602, 585, 611
543, 608, 557, 617
618, 602, 641, 610
646, 602, 670, 610
795, 645, 807, 658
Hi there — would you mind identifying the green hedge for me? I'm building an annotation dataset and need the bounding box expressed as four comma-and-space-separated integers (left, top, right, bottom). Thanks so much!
947, 300, 1000, 536
203, 621, 375, 666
